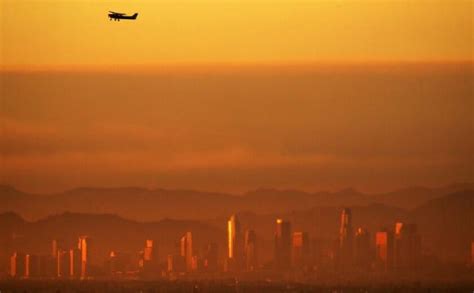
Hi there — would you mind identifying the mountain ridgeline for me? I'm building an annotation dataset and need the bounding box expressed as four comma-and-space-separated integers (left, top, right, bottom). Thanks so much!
0, 183, 472, 221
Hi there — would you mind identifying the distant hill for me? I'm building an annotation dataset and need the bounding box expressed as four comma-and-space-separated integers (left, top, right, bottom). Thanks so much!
411, 190, 474, 263
373, 183, 474, 209
0, 183, 472, 221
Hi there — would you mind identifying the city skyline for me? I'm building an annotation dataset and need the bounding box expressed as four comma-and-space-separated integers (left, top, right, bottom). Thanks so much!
3, 207, 469, 281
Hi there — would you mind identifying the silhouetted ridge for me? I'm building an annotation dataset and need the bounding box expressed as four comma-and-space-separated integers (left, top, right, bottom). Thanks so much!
1, 183, 473, 221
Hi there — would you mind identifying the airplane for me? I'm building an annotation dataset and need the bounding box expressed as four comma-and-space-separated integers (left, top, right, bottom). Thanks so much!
108, 11, 138, 21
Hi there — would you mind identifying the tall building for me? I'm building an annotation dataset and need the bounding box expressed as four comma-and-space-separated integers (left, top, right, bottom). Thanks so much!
57, 250, 71, 278
338, 208, 353, 270
106, 251, 132, 275
52, 240, 59, 258
393, 222, 421, 271
244, 230, 258, 271
25, 254, 40, 278
375, 230, 394, 272
292, 232, 310, 270
141, 239, 158, 275
191, 255, 200, 271
274, 219, 292, 271
167, 254, 185, 273
227, 214, 243, 271
10, 252, 26, 278
354, 227, 371, 271
203, 242, 218, 272
69, 248, 81, 278
180, 232, 193, 272
48, 239, 60, 277
144, 240, 154, 261
78, 236, 90, 279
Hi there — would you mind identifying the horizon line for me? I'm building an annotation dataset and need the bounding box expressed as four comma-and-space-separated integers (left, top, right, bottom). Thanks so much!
1, 181, 472, 197
1, 59, 473, 73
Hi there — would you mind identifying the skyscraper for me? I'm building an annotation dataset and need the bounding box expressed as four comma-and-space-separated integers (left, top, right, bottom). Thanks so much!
142, 239, 158, 275
144, 240, 153, 261
78, 236, 90, 279
338, 208, 353, 270
274, 219, 292, 271
244, 230, 258, 271
69, 248, 81, 278
51, 239, 59, 259
227, 214, 243, 271
354, 227, 371, 271
393, 222, 421, 271
180, 232, 193, 272
167, 254, 185, 273
10, 252, 26, 278
57, 249, 71, 278
375, 230, 394, 272
25, 254, 40, 278
292, 232, 310, 270
203, 242, 218, 272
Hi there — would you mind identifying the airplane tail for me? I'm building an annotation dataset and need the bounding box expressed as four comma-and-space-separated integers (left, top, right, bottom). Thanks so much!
132, 13, 138, 19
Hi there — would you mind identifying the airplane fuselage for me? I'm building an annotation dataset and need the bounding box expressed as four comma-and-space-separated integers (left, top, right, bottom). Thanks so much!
108, 12, 138, 21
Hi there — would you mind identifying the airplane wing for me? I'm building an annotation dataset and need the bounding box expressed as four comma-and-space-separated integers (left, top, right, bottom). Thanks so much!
109, 11, 126, 15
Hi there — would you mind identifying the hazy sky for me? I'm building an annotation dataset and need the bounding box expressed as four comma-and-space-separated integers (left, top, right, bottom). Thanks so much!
0, 1, 473, 193
1, 0, 472, 65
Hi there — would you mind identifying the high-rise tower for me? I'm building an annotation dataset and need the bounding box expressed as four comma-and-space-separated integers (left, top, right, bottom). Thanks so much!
375, 229, 394, 272
274, 219, 292, 271
354, 227, 371, 270
180, 232, 193, 272
393, 222, 421, 271
292, 231, 310, 270
78, 236, 90, 279
338, 208, 353, 270
227, 214, 243, 270
244, 229, 258, 271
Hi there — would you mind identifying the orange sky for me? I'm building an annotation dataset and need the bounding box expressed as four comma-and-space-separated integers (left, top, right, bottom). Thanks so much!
1, 0, 472, 66
0, 1, 473, 193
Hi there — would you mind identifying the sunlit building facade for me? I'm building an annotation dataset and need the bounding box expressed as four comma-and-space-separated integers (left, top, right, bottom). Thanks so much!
338, 208, 353, 270
69, 248, 81, 278
78, 236, 90, 279
227, 214, 243, 271
180, 232, 193, 272
10, 252, 26, 278
393, 222, 421, 271
292, 231, 310, 270
375, 230, 394, 272
25, 254, 40, 278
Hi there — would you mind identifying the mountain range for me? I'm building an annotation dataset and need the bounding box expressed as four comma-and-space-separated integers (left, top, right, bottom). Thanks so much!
0, 183, 472, 221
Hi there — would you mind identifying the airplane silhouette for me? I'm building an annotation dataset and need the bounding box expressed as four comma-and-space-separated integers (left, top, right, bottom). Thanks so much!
108, 11, 138, 21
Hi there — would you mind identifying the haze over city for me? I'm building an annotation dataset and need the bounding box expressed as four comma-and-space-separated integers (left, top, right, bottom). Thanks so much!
0, 0, 473, 291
